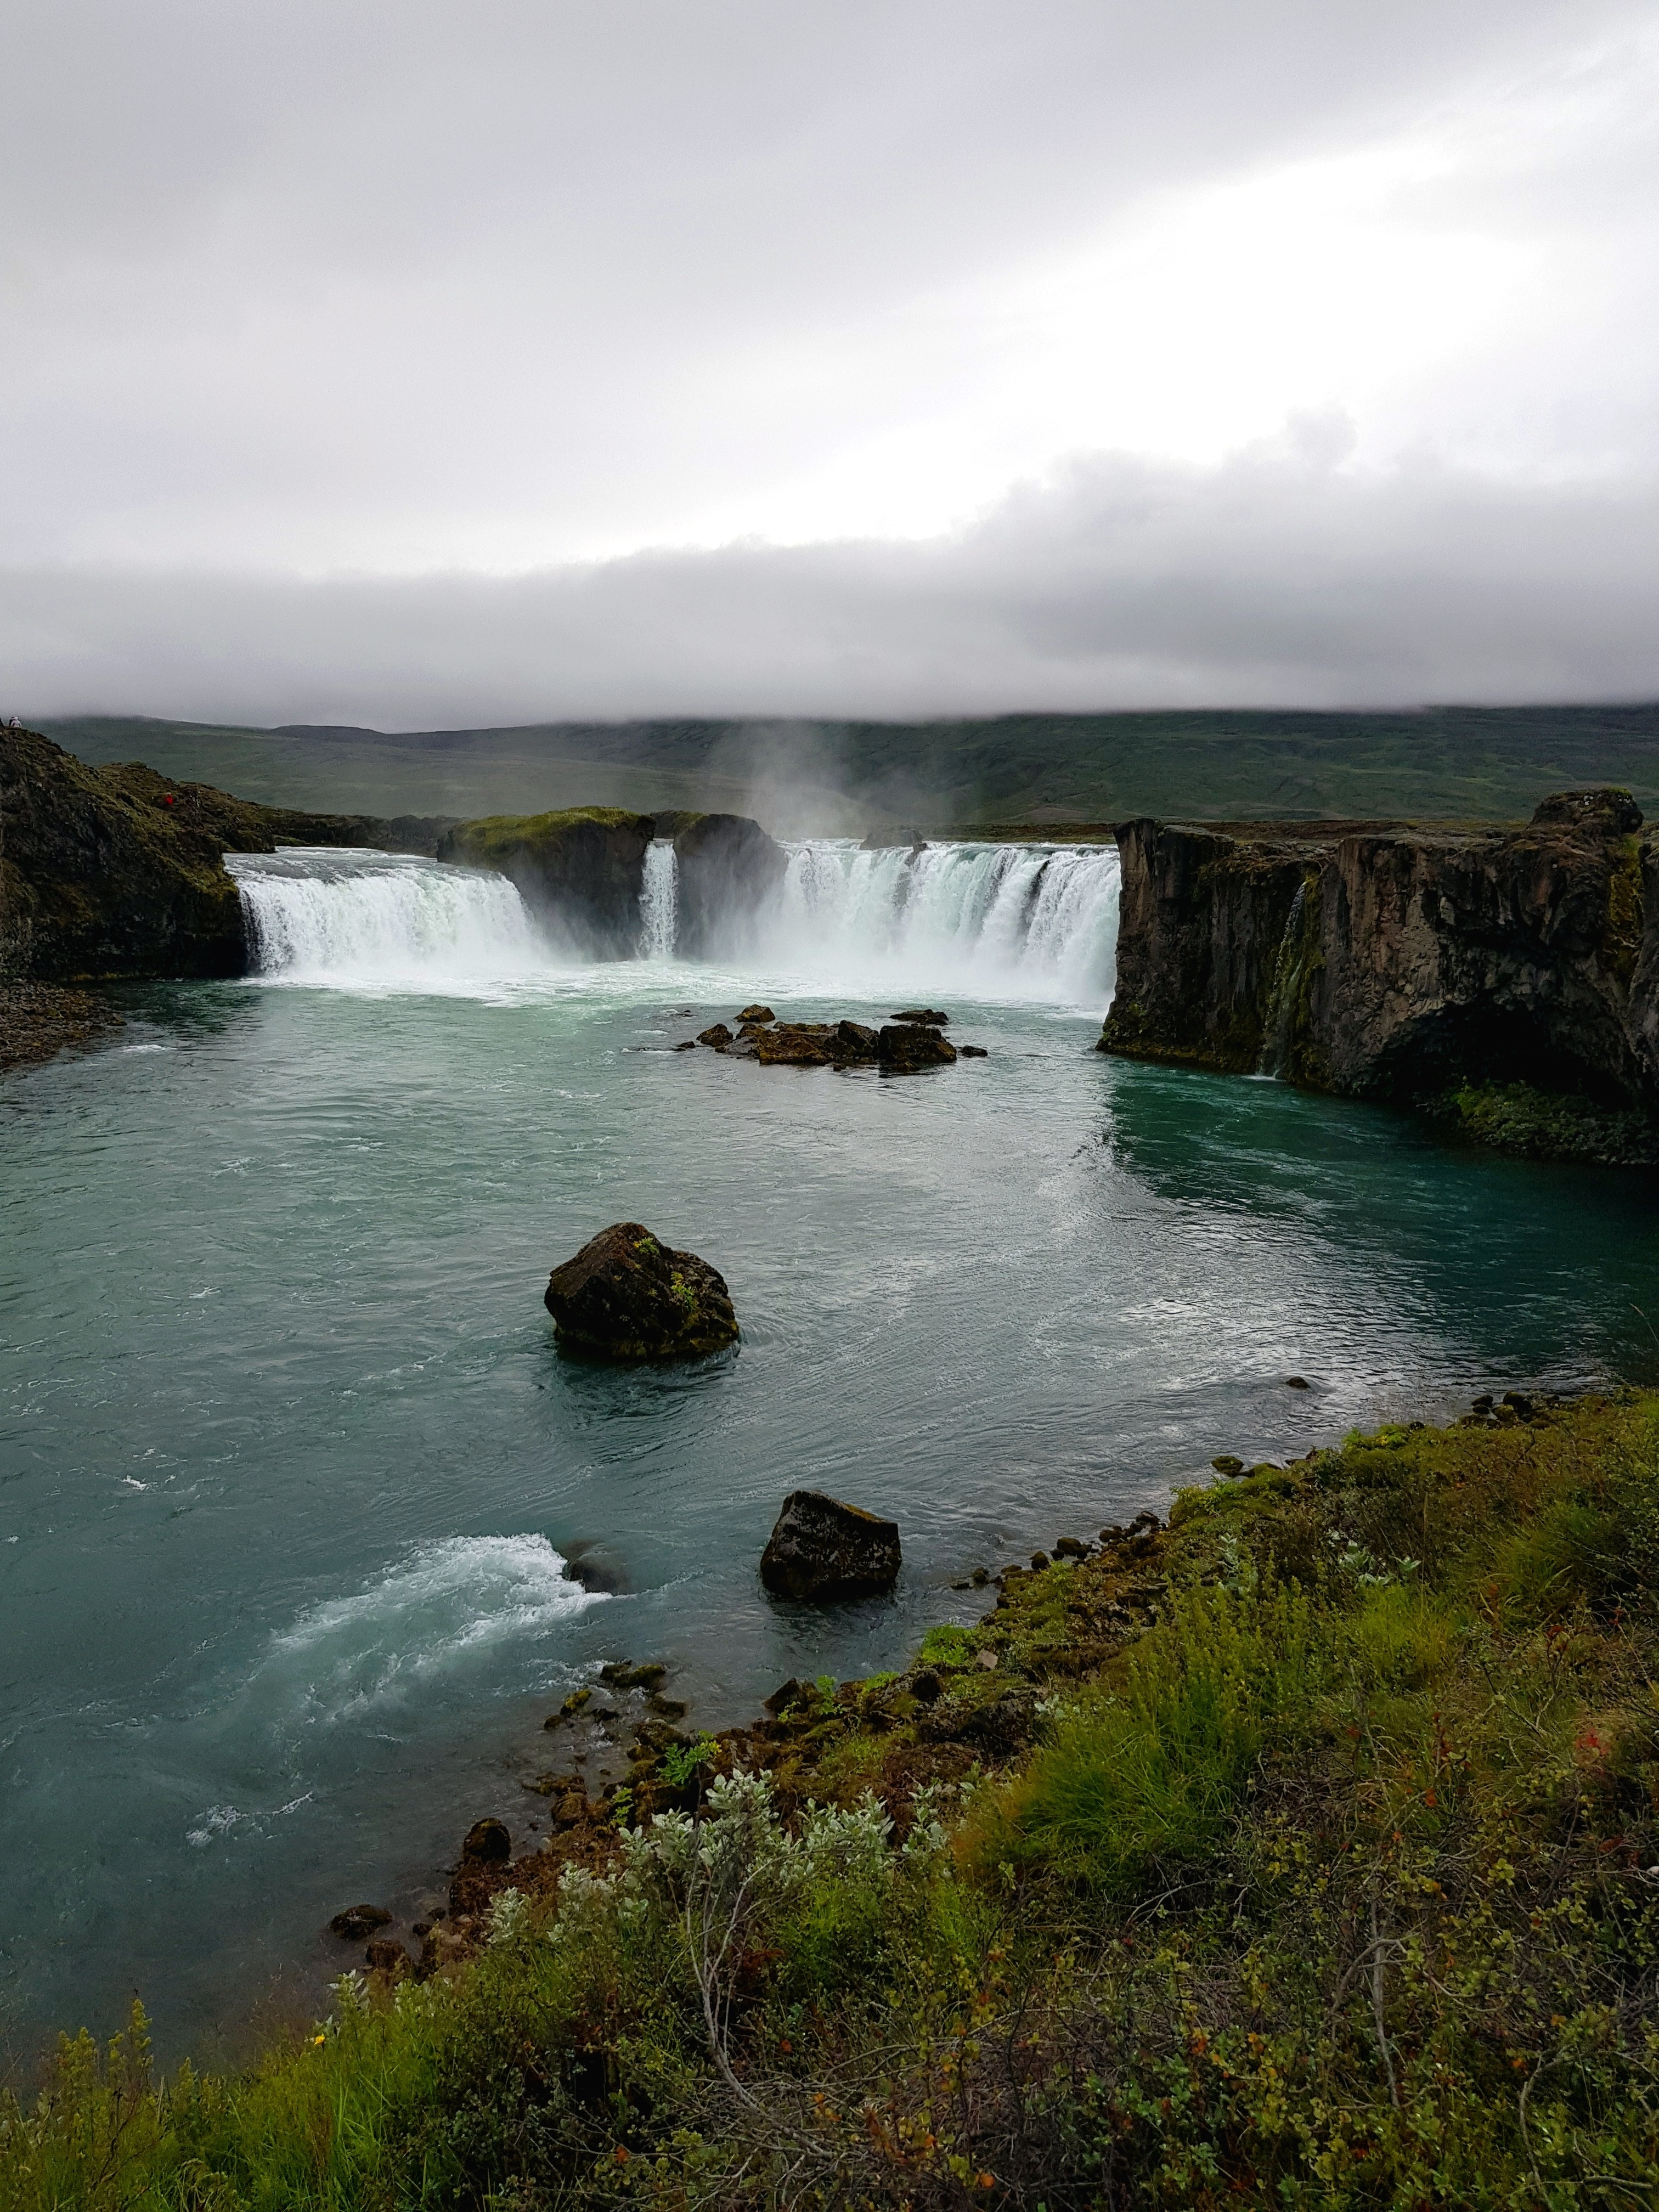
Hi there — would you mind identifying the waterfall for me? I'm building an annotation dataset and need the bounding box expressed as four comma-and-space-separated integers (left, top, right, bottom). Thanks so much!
228, 849, 543, 995
225, 837, 1121, 1009
638, 840, 678, 961
1256, 880, 1311, 1078
775, 840, 1121, 1006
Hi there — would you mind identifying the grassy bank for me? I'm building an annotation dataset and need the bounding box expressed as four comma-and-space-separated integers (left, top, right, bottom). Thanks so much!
8, 1395, 1659, 2208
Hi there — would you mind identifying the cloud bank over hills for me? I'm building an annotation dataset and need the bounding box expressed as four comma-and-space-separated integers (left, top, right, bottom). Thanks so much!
4, 0, 1656, 725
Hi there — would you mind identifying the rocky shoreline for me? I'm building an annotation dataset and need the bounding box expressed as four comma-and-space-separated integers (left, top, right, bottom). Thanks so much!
0, 981, 125, 1072
329, 1381, 1580, 1992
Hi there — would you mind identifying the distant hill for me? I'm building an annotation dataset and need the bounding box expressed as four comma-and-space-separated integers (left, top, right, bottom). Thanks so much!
38, 704, 1659, 832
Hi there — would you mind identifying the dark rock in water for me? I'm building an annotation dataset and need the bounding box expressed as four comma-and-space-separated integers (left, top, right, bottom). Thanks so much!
1053, 1536, 1090, 1560
738, 1003, 775, 1023
697, 1023, 733, 1048
754, 1023, 836, 1066
1029, 1550, 1051, 1572
461, 1818, 511, 1862
562, 1541, 631, 1593
600, 1660, 667, 1689
673, 1039, 697, 1051
329, 1903, 392, 1941
364, 1938, 410, 1977
1285, 1375, 1310, 1389
958, 1043, 989, 1058
1211, 1455, 1245, 1477
438, 808, 653, 959
891, 1008, 950, 1025
763, 1676, 806, 1716
544, 1686, 592, 1729
760, 1489, 902, 1601
545, 1222, 739, 1359
879, 1023, 957, 1069
673, 815, 789, 957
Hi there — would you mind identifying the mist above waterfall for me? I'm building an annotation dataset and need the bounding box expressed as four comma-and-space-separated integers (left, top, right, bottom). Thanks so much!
229, 838, 1121, 1009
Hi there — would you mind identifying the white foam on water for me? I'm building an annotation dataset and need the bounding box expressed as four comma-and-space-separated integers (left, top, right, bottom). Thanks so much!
228, 848, 548, 999
255, 1533, 602, 1725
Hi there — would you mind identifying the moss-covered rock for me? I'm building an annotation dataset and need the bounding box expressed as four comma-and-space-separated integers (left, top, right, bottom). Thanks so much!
543, 1221, 739, 1359
438, 807, 654, 957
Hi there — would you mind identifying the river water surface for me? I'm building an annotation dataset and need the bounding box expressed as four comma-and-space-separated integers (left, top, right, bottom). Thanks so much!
4, 840, 1657, 2062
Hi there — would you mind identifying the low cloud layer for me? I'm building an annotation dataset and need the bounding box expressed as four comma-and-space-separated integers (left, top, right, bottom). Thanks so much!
9, 445, 1657, 728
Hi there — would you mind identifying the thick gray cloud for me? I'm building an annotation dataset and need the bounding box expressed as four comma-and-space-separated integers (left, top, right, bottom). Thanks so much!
3, 0, 1656, 720
8, 445, 1657, 723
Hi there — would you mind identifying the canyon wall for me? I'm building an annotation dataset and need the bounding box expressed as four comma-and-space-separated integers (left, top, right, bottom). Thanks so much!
1, 725, 453, 983
1099, 789, 1659, 1153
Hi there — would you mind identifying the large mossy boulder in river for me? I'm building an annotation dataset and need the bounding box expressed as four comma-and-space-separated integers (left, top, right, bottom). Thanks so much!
544, 1223, 739, 1359
438, 808, 654, 958
672, 813, 789, 957
760, 1490, 902, 1601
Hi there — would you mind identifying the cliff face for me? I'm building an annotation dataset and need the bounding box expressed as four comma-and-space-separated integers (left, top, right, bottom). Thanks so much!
1, 726, 454, 984
1099, 790, 1659, 1138
672, 812, 789, 957
437, 809, 655, 957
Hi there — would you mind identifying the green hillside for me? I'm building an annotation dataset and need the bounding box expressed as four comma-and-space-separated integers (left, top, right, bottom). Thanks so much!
40, 703, 1659, 831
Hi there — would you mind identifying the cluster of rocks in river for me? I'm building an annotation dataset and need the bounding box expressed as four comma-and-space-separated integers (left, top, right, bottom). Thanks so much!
684, 1003, 987, 1069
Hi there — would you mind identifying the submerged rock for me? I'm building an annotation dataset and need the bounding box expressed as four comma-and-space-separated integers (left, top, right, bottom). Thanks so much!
760, 1489, 902, 1601
544, 1222, 739, 1360
329, 1903, 392, 1940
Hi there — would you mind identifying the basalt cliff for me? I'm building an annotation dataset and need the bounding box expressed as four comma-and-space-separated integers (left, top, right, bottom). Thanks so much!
0, 724, 454, 985
1098, 787, 1659, 1160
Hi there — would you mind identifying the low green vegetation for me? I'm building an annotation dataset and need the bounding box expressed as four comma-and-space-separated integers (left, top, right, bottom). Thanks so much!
8, 1395, 1659, 2206
42, 704, 1659, 829
1442, 1080, 1659, 1166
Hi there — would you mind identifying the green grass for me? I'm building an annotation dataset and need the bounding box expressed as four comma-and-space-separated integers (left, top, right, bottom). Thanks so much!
8, 1393, 1659, 2206
38, 703, 1659, 831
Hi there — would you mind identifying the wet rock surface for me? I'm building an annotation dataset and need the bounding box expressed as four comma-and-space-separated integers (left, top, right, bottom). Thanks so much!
544, 1222, 739, 1360
760, 1488, 902, 1601
672, 814, 789, 957
1100, 788, 1659, 1158
1, 724, 445, 997
689, 1006, 977, 1071
438, 807, 654, 957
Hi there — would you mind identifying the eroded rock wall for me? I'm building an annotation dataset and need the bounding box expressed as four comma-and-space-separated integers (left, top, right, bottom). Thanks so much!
1099, 789, 1659, 1117
671, 812, 789, 958
437, 808, 654, 957
0, 725, 455, 984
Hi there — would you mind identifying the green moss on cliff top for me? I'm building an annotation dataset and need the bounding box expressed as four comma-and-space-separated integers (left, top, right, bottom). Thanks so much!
445, 806, 652, 862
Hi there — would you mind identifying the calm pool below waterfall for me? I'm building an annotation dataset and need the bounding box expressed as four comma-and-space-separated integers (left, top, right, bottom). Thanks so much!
4, 840, 1658, 2063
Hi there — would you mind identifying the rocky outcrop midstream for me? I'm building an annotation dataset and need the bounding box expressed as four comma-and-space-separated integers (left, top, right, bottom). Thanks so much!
670, 812, 789, 957
0, 725, 453, 986
437, 808, 656, 957
1098, 789, 1659, 1154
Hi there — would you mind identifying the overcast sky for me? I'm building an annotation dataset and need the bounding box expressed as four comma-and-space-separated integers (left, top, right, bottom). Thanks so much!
4, 0, 1657, 725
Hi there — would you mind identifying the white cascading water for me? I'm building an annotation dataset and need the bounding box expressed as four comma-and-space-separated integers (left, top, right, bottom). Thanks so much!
227, 849, 543, 995
638, 839, 678, 961
774, 840, 1121, 1005
227, 838, 1120, 1007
